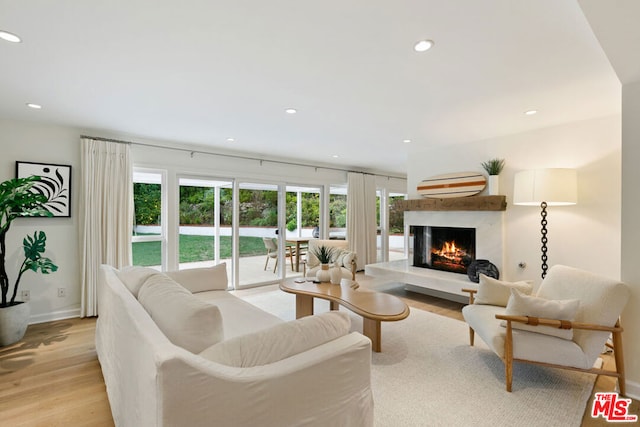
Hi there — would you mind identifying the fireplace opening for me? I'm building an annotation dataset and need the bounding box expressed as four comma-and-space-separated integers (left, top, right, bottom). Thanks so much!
411, 226, 476, 274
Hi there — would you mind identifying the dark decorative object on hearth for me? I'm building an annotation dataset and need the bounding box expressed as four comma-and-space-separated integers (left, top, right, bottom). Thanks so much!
467, 259, 499, 283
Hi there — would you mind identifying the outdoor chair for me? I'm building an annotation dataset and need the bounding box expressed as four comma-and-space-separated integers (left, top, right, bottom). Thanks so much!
262, 237, 295, 272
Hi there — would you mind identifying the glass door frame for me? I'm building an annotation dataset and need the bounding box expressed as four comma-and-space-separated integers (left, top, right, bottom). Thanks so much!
175, 173, 234, 284
233, 179, 286, 290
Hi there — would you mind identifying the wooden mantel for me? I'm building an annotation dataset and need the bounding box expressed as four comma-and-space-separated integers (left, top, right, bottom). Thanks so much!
394, 195, 507, 212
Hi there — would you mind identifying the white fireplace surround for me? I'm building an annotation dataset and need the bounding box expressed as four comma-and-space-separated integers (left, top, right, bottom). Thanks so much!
365, 210, 504, 302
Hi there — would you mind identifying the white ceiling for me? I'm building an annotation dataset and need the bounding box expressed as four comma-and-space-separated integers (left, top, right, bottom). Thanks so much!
0, 1, 621, 176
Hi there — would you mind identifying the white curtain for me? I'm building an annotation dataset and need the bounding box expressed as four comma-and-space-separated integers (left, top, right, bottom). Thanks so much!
347, 172, 377, 269
79, 138, 133, 317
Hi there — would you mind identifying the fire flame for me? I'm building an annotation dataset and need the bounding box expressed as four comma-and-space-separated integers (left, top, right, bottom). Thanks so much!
432, 241, 466, 260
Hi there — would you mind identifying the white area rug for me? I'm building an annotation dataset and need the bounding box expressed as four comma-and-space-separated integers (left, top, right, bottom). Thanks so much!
238, 288, 597, 427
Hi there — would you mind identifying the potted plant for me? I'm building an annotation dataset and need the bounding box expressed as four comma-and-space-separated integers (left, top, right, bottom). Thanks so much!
310, 245, 337, 282
0, 176, 58, 346
481, 158, 505, 195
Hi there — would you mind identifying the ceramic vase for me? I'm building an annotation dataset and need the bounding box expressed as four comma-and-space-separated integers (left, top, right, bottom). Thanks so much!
316, 264, 331, 282
488, 175, 500, 195
329, 264, 342, 284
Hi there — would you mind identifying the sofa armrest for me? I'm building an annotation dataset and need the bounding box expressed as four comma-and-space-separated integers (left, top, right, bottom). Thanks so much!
158, 333, 374, 427
461, 288, 477, 305
349, 258, 356, 280
495, 314, 623, 333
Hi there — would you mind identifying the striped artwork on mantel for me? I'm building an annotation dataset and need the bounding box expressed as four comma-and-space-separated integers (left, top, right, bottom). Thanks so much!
417, 172, 486, 198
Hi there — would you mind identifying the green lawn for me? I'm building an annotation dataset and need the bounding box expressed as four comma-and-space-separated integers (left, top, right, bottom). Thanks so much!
132, 235, 266, 267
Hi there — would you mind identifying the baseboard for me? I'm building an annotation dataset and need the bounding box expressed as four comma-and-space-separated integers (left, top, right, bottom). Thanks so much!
29, 308, 81, 324
624, 379, 640, 400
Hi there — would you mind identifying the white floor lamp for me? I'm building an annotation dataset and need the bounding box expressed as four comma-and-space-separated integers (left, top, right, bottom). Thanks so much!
513, 169, 577, 279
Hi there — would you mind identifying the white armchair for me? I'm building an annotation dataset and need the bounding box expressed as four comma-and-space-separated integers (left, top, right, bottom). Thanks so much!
303, 239, 357, 281
462, 265, 630, 394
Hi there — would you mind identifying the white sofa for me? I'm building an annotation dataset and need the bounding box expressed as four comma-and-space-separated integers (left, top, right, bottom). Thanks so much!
96, 263, 374, 427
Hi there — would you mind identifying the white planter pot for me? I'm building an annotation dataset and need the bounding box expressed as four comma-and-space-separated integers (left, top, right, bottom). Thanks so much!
0, 302, 30, 346
488, 175, 500, 195
316, 264, 331, 282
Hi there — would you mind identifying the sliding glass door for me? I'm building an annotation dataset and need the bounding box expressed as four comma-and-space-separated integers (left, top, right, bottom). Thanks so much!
177, 176, 233, 287
285, 185, 321, 274
236, 182, 283, 287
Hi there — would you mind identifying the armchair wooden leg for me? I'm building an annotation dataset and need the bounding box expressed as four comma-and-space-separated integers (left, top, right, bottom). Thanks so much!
504, 321, 513, 392
468, 327, 475, 346
612, 320, 626, 396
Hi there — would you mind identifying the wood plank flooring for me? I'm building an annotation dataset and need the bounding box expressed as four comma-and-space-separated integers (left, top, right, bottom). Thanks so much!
0, 318, 114, 427
0, 274, 636, 426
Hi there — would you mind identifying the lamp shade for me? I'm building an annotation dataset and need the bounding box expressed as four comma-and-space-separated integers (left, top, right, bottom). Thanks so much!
513, 168, 577, 206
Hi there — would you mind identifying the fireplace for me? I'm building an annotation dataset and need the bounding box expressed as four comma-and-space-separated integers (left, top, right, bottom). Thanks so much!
411, 226, 476, 274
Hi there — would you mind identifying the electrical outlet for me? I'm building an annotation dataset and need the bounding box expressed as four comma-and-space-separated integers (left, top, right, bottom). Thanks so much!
57, 288, 66, 298
21, 290, 30, 301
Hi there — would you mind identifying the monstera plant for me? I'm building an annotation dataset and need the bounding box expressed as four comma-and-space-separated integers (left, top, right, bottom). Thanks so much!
0, 176, 58, 346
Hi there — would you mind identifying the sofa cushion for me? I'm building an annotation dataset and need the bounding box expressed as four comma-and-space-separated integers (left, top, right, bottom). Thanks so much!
165, 263, 229, 293
138, 273, 224, 353
199, 311, 350, 367
116, 266, 159, 297
502, 289, 579, 340
474, 274, 533, 307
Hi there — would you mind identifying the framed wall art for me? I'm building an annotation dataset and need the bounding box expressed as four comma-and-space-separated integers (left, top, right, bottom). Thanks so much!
16, 161, 72, 217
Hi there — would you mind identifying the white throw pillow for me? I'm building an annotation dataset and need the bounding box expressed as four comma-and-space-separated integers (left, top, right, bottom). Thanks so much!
199, 311, 350, 367
502, 288, 580, 340
333, 250, 346, 268
474, 274, 533, 307
165, 263, 229, 293
116, 266, 159, 297
341, 252, 356, 269
138, 274, 224, 353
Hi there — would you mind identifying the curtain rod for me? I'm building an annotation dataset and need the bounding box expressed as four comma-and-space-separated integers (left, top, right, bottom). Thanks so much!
81, 135, 406, 180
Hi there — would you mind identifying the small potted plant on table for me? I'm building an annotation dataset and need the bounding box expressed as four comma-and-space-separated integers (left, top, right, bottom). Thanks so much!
310, 245, 337, 282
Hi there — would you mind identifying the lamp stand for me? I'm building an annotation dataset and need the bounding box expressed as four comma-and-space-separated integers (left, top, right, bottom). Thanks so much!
540, 201, 548, 279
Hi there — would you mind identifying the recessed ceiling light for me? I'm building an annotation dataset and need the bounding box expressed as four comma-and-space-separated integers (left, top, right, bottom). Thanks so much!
331, 154, 339, 158
285, 108, 297, 114
413, 39, 434, 52
524, 109, 538, 116
403, 139, 412, 144
226, 138, 235, 142
0, 30, 21, 43
26, 103, 42, 109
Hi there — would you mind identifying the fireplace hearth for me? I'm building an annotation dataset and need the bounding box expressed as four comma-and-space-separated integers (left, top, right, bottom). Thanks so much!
411, 226, 476, 274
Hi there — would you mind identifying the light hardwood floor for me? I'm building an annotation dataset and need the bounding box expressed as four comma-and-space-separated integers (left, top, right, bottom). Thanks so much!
0, 274, 636, 426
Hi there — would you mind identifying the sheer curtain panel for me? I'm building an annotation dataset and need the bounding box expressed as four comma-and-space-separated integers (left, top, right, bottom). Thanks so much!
347, 172, 377, 269
79, 138, 132, 317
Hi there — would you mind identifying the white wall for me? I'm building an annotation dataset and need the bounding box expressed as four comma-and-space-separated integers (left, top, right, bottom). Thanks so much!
408, 115, 621, 286
0, 119, 81, 323
621, 80, 640, 397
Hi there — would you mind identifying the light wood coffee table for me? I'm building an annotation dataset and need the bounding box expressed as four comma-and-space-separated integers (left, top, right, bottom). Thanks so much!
279, 279, 410, 352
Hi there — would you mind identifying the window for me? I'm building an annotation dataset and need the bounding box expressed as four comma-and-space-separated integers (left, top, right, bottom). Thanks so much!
388, 192, 407, 260
329, 186, 347, 239
132, 169, 166, 270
